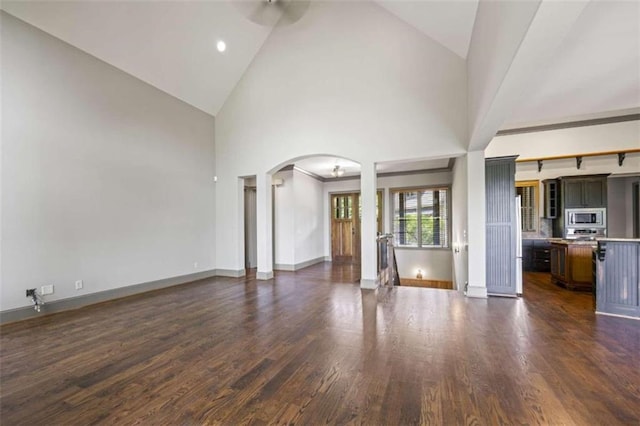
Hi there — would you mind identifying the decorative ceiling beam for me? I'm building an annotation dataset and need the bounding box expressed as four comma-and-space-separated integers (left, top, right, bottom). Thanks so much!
496, 113, 640, 137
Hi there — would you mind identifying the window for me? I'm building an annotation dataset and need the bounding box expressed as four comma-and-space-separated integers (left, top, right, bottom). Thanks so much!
516, 180, 538, 232
333, 195, 353, 219
392, 187, 449, 248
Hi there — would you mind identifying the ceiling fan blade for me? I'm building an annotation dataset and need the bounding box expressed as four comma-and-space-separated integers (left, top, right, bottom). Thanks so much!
233, 0, 286, 27
279, 0, 310, 26
233, 0, 309, 27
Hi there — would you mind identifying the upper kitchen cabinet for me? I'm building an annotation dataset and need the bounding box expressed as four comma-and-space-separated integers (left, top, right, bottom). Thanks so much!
562, 175, 608, 208
543, 179, 559, 218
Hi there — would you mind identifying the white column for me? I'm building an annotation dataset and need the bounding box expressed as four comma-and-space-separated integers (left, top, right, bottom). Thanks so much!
466, 150, 487, 298
383, 187, 391, 234
360, 162, 378, 289
256, 172, 274, 280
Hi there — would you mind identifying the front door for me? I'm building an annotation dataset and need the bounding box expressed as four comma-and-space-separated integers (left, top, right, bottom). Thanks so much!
331, 191, 383, 264
331, 193, 360, 263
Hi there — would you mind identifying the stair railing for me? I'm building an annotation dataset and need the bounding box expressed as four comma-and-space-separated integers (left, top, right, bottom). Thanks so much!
377, 233, 400, 287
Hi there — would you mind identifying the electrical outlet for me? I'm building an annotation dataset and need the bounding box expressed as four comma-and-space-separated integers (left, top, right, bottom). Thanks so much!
193, 262, 198, 269
26, 289, 36, 297
75, 280, 83, 290
41, 285, 54, 295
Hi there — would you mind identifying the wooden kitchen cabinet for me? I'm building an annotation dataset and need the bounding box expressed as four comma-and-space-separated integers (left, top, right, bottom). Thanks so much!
550, 241, 595, 291
550, 243, 566, 280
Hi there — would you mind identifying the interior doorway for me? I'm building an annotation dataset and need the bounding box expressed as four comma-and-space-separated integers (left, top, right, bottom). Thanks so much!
330, 191, 383, 264
244, 184, 257, 269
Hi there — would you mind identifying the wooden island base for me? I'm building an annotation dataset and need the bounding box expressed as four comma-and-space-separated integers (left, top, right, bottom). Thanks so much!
550, 241, 596, 291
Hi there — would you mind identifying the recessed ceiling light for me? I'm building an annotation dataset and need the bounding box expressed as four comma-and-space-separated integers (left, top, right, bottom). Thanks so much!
216, 40, 226, 53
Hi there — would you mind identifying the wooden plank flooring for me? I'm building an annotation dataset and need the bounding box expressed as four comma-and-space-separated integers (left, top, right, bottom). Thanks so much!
1, 265, 639, 425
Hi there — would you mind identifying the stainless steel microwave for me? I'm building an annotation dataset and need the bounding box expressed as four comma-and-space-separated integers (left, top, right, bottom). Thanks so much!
565, 208, 606, 228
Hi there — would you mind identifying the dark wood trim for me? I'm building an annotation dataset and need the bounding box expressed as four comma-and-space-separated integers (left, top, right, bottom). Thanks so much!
400, 278, 453, 289
0, 269, 219, 324
496, 114, 640, 136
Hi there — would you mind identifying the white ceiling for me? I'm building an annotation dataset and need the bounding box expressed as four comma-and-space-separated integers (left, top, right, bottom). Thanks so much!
1, 0, 277, 116
1, 0, 480, 117
503, 0, 640, 128
2, 0, 638, 174
376, 0, 478, 59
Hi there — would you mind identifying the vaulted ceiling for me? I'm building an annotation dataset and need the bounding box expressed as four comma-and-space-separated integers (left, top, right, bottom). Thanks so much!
2, 0, 639, 130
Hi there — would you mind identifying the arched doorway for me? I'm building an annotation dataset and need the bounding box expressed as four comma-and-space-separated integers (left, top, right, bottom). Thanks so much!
267, 155, 362, 273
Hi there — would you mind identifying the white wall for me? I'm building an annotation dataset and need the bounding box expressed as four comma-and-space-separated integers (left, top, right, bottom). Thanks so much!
294, 170, 324, 264
451, 155, 468, 291
322, 170, 454, 282
608, 176, 640, 239
608, 177, 627, 238
215, 1, 466, 273
1, 13, 216, 311
273, 169, 324, 268
273, 170, 295, 266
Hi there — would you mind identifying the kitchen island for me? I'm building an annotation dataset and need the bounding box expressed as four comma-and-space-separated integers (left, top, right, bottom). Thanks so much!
549, 239, 597, 291
594, 238, 640, 319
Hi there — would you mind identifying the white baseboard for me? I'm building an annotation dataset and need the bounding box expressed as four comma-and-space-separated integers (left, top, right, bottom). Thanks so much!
596, 311, 639, 320
465, 285, 488, 298
256, 271, 274, 280
360, 278, 378, 290
274, 256, 325, 271
216, 268, 246, 278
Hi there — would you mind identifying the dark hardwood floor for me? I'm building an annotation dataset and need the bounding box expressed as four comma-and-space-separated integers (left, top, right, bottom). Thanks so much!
1, 266, 638, 425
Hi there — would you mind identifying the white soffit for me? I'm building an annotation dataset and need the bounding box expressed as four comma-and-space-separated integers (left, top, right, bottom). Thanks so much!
294, 156, 361, 179
292, 156, 451, 179
375, 0, 479, 59
376, 158, 450, 173
1, 0, 279, 116
503, 0, 640, 128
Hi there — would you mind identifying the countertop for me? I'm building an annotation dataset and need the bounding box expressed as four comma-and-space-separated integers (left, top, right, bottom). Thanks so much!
524, 237, 640, 244
596, 238, 640, 243
549, 240, 598, 246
